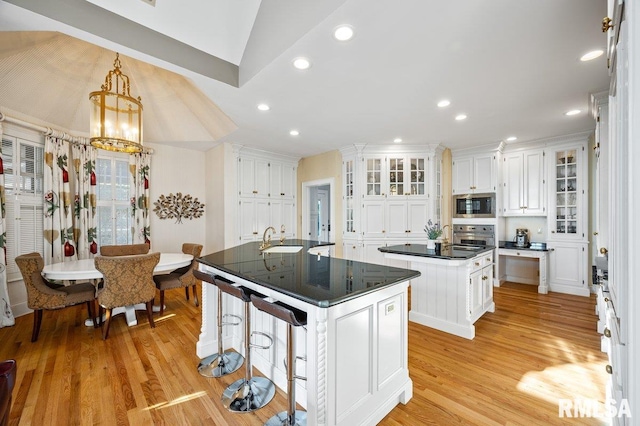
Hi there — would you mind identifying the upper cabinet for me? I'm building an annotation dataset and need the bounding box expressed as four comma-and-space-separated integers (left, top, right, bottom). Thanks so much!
238, 156, 270, 197
547, 142, 587, 242
452, 153, 497, 194
501, 148, 546, 216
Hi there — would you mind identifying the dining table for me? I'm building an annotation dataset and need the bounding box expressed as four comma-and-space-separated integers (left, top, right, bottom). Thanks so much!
42, 252, 193, 326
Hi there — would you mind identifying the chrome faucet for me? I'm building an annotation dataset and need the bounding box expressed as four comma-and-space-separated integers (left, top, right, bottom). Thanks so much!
280, 224, 286, 244
259, 226, 276, 250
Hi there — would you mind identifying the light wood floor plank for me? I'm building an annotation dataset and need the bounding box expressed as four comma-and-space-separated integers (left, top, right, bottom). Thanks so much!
1, 282, 607, 425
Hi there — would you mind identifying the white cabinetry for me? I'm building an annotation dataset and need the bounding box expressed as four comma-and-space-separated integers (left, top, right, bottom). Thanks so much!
452, 153, 497, 194
236, 148, 299, 242
501, 148, 546, 216
545, 137, 589, 296
468, 251, 494, 321
341, 145, 443, 264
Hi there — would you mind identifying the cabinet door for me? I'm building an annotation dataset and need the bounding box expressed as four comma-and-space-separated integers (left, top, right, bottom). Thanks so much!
281, 164, 296, 199
473, 154, 496, 193
255, 159, 271, 197
548, 242, 588, 296
282, 200, 296, 238
362, 200, 386, 238
406, 199, 429, 236
388, 157, 405, 197
549, 146, 584, 240
362, 240, 388, 266
523, 149, 545, 215
238, 157, 257, 197
452, 157, 473, 194
468, 269, 483, 320
502, 153, 524, 215
408, 157, 427, 196
269, 162, 283, 198
342, 240, 361, 261
482, 264, 494, 309
239, 199, 258, 241
364, 157, 384, 197
385, 200, 408, 238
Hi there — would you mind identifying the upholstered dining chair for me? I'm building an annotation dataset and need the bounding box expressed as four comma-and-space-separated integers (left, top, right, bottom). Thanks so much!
99, 243, 150, 256
94, 252, 161, 339
15, 253, 98, 342
0, 359, 16, 426
153, 243, 203, 316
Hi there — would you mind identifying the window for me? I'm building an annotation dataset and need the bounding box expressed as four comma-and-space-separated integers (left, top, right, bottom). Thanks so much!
96, 155, 132, 246
2, 128, 45, 281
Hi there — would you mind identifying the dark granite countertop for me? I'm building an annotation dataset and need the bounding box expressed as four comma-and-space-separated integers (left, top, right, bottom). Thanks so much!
499, 241, 548, 251
379, 243, 495, 259
197, 239, 420, 308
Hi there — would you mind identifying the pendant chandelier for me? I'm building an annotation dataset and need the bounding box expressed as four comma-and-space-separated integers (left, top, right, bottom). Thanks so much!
89, 53, 143, 153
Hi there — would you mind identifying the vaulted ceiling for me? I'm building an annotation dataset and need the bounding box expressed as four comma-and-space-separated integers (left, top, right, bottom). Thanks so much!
0, 0, 609, 157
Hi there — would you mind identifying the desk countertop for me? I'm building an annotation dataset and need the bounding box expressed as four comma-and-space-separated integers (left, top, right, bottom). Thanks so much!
197, 240, 420, 307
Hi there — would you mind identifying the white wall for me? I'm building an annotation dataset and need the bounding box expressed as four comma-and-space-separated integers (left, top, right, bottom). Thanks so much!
147, 143, 207, 253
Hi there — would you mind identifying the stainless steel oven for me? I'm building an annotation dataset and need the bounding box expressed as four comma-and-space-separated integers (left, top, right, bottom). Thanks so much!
453, 193, 496, 218
452, 224, 495, 247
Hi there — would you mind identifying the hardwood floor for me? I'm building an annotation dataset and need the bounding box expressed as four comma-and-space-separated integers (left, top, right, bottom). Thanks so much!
0, 282, 608, 425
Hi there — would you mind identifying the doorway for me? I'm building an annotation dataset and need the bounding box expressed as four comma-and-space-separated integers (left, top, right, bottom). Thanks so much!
302, 178, 335, 243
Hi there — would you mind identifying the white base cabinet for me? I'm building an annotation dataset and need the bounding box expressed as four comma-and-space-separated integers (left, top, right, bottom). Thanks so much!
547, 241, 589, 296
381, 250, 494, 339
197, 265, 413, 426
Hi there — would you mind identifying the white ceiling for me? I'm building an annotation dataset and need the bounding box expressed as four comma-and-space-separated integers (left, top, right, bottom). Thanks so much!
0, 0, 609, 158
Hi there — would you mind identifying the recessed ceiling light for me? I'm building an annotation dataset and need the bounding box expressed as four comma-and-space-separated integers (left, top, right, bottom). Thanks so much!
565, 109, 581, 116
292, 57, 311, 70
290, 130, 300, 136
437, 100, 451, 108
393, 138, 402, 143
580, 50, 604, 61
455, 114, 467, 121
506, 136, 518, 142
257, 103, 270, 111
333, 25, 354, 41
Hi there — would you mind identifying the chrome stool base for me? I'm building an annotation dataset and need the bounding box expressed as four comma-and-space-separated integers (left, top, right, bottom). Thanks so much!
265, 410, 307, 426
222, 377, 275, 412
197, 352, 244, 378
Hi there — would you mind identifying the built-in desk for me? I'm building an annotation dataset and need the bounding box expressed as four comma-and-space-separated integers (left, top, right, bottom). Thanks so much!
498, 241, 549, 294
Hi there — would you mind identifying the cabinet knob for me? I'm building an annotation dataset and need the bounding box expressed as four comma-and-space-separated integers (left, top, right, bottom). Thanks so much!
475, 262, 480, 266
551, 231, 556, 234
486, 258, 491, 262
281, 193, 285, 196
252, 190, 258, 194
604, 297, 609, 302
593, 232, 599, 236
602, 16, 613, 32
606, 364, 613, 375
600, 247, 608, 255
604, 328, 611, 338
253, 232, 258, 235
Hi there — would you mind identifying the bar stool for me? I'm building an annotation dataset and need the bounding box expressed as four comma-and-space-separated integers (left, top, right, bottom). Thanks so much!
251, 295, 308, 426
216, 279, 275, 413
193, 270, 244, 378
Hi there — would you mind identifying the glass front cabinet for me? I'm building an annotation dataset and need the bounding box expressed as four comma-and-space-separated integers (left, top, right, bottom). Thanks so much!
548, 144, 587, 241
340, 145, 443, 262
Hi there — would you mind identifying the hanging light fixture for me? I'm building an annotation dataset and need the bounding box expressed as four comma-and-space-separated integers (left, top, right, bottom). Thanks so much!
89, 53, 143, 153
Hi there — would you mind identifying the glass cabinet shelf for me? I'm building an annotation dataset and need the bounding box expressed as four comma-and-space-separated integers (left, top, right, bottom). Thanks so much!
554, 149, 578, 234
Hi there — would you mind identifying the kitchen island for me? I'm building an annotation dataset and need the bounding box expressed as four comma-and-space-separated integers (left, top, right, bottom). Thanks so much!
196, 239, 420, 426
379, 244, 496, 339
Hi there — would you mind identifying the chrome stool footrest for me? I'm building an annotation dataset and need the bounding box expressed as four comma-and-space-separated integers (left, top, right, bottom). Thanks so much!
265, 411, 307, 426
250, 331, 274, 350
221, 313, 242, 326
283, 356, 307, 381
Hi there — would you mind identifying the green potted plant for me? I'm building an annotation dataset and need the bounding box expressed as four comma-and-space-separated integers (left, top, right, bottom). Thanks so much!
424, 219, 443, 249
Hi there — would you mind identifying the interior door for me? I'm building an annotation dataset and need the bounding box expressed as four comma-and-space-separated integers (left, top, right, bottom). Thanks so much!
317, 188, 329, 241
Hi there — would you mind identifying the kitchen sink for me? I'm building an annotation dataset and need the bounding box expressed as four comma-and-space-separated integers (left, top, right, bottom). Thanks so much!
261, 245, 303, 254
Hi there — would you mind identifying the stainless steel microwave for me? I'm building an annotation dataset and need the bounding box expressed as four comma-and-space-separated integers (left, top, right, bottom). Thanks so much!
453, 193, 496, 218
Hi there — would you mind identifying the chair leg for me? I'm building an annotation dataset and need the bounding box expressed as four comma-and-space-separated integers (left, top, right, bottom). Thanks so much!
159, 291, 165, 316
146, 301, 156, 329
192, 285, 199, 307
102, 309, 112, 340
87, 301, 98, 328
31, 309, 43, 342
185, 287, 190, 301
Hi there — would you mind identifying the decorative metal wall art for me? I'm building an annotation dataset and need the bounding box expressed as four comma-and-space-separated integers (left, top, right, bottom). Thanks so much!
153, 192, 205, 223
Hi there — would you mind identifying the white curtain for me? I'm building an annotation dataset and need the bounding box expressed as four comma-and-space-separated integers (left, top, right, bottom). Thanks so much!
44, 135, 76, 263
0, 122, 15, 328
129, 152, 151, 245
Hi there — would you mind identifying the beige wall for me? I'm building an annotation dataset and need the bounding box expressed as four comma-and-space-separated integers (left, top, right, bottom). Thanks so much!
296, 150, 343, 255
442, 148, 453, 242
